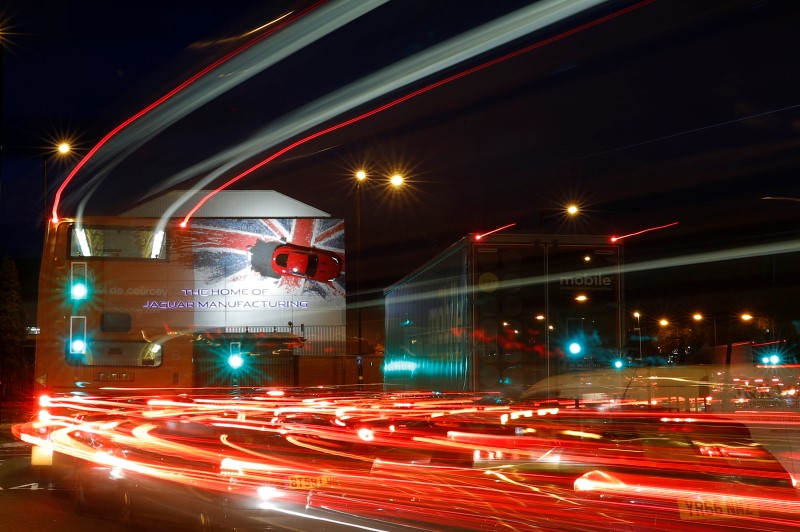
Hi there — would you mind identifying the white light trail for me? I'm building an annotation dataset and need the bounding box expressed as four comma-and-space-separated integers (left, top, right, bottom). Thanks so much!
74, 228, 92, 257
148, 0, 612, 231
381, 238, 800, 307
70, 0, 390, 217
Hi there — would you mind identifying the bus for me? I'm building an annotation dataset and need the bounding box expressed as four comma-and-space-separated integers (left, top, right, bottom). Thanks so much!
34, 211, 347, 397
519, 362, 800, 412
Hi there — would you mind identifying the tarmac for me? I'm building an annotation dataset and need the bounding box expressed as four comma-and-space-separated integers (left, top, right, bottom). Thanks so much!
0, 401, 33, 448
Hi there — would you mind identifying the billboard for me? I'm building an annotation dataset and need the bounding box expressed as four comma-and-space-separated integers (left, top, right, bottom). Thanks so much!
136, 217, 347, 329
72, 217, 346, 337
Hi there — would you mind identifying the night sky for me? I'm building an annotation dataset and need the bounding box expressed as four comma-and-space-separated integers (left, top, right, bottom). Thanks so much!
2, 0, 799, 311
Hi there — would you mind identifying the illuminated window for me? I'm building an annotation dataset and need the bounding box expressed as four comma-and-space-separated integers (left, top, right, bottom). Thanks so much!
69, 226, 167, 259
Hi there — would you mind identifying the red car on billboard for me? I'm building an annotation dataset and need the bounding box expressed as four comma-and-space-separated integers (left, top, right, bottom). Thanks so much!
270, 243, 342, 282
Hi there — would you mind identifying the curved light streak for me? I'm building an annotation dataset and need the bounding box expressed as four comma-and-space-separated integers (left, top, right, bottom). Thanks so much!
50, 8, 305, 223
12, 388, 800, 530
175, 0, 655, 227
52, 0, 390, 222
610, 221, 679, 242
381, 238, 800, 308
475, 223, 517, 240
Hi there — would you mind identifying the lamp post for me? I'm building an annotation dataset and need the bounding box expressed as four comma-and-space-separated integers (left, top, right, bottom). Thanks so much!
720, 312, 754, 411
353, 169, 403, 387
633, 311, 642, 359
354, 170, 366, 387
0, 31, 4, 203
43, 142, 71, 218
658, 318, 677, 362
692, 313, 717, 361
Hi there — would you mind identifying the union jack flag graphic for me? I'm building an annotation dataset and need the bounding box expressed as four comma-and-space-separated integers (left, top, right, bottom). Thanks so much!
188, 218, 345, 300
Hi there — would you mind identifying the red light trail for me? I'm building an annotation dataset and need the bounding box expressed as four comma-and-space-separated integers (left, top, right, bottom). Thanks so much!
475, 223, 516, 240
49, 2, 326, 224
610, 221, 679, 242
13, 390, 800, 531
179, 0, 657, 227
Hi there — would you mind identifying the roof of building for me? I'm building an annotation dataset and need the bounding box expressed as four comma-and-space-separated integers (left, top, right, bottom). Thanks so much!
122, 190, 330, 218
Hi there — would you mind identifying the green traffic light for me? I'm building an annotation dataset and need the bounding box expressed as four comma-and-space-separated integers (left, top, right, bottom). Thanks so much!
71, 282, 88, 300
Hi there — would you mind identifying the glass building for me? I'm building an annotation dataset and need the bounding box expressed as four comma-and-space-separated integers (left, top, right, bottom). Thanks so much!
384, 233, 622, 396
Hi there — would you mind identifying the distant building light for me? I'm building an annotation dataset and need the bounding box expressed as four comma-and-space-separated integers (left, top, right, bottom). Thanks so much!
27, 327, 41, 335
384, 360, 418, 373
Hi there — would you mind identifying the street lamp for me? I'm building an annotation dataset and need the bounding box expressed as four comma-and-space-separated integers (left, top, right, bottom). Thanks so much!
721, 312, 757, 411
633, 311, 642, 359
658, 318, 677, 362
354, 170, 366, 387
539, 203, 580, 233
353, 169, 404, 386
43, 142, 71, 218
693, 313, 718, 360
0, 25, 5, 204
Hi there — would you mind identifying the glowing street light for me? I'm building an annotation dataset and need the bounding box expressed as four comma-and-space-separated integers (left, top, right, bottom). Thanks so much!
44, 142, 72, 218
633, 311, 642, 358
719, 313, 757, 361
353, 169, 406, 386
540, 203, 580, 233
693, 313, 718, 352
354, 170, 367, 386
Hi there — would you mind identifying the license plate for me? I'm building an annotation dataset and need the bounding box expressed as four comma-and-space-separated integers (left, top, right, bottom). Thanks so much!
678, 496, 759, 519
287, 475, 334, 490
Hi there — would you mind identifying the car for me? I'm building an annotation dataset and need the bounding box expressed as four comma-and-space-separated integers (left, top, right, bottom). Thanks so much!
270, 243, 342, 282
32, 392, 799, 531
555, 413, 800, 531
247, 240, 342, 282
306, 411, 800, 531
57, 413, 390, 531
573, 468, 800, 531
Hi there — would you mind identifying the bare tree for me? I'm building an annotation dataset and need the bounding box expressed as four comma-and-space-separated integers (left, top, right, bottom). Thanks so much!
0, 257, 27, 401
